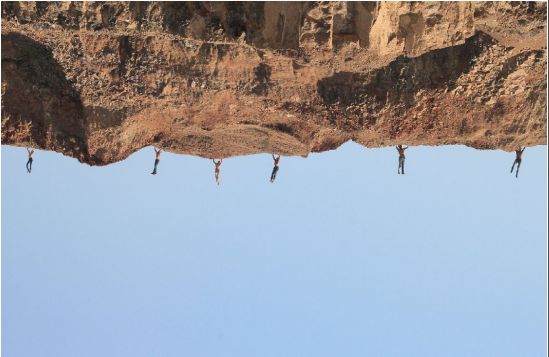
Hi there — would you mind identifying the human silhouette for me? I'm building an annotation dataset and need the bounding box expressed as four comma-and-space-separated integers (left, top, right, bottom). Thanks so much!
151, 147, 161, 175
270, 155, 280, 183
510, 147, 525, 178
26, 148, 34, 173
213, 159, 222, 185
396, 145, 408, 175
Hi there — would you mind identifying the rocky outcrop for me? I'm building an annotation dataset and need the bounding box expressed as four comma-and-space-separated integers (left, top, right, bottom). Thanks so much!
1, 1, 547, 165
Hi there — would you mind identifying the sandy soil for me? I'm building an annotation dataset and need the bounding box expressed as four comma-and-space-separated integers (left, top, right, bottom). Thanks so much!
1, 1, 546, 165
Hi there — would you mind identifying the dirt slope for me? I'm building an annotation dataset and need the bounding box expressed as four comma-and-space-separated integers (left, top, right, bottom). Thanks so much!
1, 1, 547, 165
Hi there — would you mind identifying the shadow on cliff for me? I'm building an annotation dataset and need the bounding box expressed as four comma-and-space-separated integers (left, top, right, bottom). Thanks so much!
317, 31, 497, 111
1, 32, 90, 163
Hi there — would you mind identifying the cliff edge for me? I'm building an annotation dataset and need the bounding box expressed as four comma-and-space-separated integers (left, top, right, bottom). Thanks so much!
1, 1, 547, 165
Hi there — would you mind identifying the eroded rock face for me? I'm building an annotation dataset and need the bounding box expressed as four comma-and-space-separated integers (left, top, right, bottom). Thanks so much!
1, 1, 547, 165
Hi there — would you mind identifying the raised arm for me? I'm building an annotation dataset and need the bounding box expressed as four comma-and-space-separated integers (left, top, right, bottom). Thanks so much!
27, 148, 31, 153
154, 147, 159, 153
220, 159, 223, 164
404, 146, 409, 150
272, 154, 276, 160
213, 159, 216, 164
522, 147, 526, 152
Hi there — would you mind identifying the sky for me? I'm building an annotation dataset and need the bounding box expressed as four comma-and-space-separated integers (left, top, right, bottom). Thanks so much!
1, 143, 547, 357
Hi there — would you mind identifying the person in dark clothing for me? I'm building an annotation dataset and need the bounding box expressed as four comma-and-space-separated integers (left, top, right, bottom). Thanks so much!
151, 147, 161, 175
26, 148, 34, 173
270, 155, 280, 183
213, 159, 222, 185
396, 145, 408, 175
510, 147, 525, 178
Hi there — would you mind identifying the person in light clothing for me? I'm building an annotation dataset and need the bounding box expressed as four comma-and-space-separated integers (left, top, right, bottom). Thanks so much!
213, 159, 223, 185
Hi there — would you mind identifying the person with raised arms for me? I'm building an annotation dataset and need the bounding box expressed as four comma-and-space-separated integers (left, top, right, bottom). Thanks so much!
213, 159, 223, 185
151, 147, 161, 175
510, 147, 525, 178
270, 155, 280, 183
396, 145, 408, 175
26, 148, 34, 173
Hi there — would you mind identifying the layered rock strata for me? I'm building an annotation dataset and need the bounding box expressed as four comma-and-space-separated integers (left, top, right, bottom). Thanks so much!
1, 1, 547, 165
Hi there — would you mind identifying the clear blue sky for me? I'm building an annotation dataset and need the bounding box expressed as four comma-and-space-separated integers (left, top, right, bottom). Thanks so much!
1, 143, 547, 357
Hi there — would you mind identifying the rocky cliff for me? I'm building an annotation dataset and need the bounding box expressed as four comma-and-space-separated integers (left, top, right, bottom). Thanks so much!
1, 1, 547, 165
